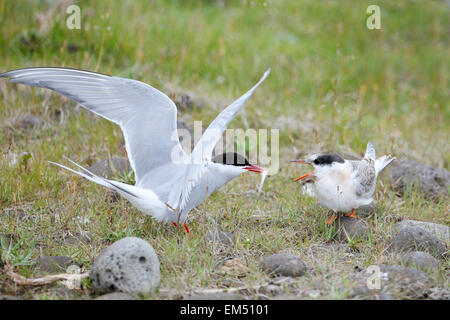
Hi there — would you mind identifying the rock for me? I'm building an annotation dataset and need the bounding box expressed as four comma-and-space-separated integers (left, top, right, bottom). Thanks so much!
46, 286, 78, 299
90, 237, 160, 295
351, 264, 433, 299
401, 251, 441, 273
388, 226, 447, 259
64, 232, 92, 246
183, 292, 245, 300
37, 256, 74, 273
260, 284, 283, 296
16, 113, 45, 130
175, 92, 204, 111
333, 216, 369, 242
206, 230, 235, 246
87, 157, 131, 178
356, 201, 378, 218
388, 158, 450, 199
396, 220, 449, 245
260, 253, 307, 277
95, 292, 137, 300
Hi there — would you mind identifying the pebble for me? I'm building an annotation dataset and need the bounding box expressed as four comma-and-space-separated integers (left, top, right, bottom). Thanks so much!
401, 251, 441, 273
388, 226, 447, 259
90, 237, 160, 295
333, 216, 370, 242
37, 256, 74, 273
260, 253, 307, 277
388, 158, 450, 199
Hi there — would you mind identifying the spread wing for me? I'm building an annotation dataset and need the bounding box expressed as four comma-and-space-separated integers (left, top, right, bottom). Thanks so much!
0, 67, 188, 184
169, 68, 270, 211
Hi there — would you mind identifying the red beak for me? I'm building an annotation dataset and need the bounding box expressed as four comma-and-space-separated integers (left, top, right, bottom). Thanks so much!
290, 159, 313, 182
244, 165, 264, 173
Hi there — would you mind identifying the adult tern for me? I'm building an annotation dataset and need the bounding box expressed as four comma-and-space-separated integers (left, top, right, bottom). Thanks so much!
1, 67, 270, 233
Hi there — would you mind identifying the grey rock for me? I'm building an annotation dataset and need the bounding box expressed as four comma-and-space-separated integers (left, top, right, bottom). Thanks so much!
183, 292, 245, 300
260, 253, 307, 277
87, 157, 131, 179
401, 251, 441, 273
47, 286, 78, 300
388, 158, 450, 199
356, 201, 378, 218
206, 230, 235, 246
37, 256, 74, 273
260, 284, 283, 296
16, 113, 45, 130
90, 237, 160, 295
352, 264, 433, 299
379, 265, 433, 286
175, 93, 204, 111
396, 220, 449, 245
333, 216, 370, 242
95, 292, 137, 300
64, 232, 92, 246
388, 226, 447, 259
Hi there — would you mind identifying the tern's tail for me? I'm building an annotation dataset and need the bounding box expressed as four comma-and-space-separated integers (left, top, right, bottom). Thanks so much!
374, 155, 396, 176
364, 142, 376, 161
49, 157, 140, 199
49, 157, 170, 222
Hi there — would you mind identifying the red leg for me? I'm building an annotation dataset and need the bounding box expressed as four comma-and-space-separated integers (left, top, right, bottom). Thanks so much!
326, 214, 336, 225
184, 223, 192, 238
345, 209, 357, 219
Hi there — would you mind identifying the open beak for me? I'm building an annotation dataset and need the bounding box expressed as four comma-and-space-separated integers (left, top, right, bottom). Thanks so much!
290, 159, 311, 165
244, 165, 264, 173
290, 159, 313, 182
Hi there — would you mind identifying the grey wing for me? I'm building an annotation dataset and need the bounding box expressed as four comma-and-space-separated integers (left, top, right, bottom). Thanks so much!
175, 68, 270, 211
350, 159, 376, 199
0, 68, 188, 185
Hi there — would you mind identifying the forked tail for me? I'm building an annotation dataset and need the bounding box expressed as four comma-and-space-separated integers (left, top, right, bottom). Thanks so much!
49, 157, 140, 199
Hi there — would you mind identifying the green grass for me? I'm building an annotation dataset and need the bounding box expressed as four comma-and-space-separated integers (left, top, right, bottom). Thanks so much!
0, 0, 448, 299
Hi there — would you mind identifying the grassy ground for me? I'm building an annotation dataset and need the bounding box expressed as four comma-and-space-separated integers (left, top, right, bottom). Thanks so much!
0, 0, 448, 299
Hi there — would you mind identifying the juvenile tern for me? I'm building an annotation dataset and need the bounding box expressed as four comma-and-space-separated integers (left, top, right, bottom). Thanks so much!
1, 67, 270, 233
291, 142, 395, 224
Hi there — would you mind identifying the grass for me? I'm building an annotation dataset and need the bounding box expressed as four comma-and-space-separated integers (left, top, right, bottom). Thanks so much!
0, 0, 449, 299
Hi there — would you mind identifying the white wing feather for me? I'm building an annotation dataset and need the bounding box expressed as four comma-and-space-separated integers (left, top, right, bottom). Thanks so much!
0, 67, 188, 185
172, 69, 270, 211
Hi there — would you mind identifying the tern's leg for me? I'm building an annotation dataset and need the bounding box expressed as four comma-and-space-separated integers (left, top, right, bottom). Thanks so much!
184, 223, 193, 239
345, 209, 357, 219
326, 214, 336, 225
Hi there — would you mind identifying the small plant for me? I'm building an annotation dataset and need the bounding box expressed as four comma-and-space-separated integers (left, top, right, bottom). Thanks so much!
0, 236, 35, 267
